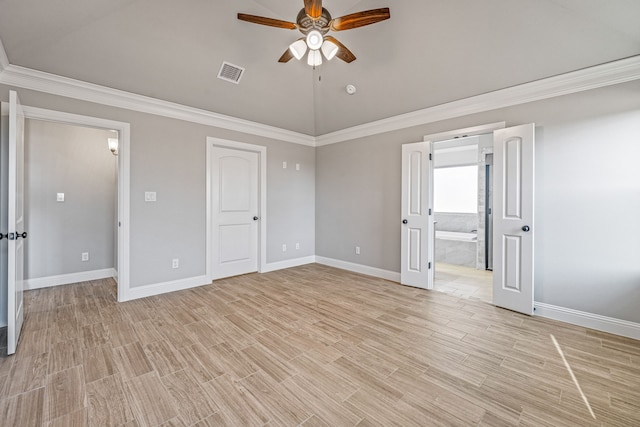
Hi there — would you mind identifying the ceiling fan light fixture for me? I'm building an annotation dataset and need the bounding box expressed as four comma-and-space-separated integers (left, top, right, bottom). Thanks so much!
307, 49, 322, 66
321, 40, 338, 60
306, 30, 323, 50
289, 39, 308, 60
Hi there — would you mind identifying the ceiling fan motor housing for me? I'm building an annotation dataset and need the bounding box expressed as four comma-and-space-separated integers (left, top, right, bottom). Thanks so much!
297, 8, 332, 35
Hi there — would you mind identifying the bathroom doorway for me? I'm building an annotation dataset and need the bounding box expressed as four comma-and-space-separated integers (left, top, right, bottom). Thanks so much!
432, 134, 493, 303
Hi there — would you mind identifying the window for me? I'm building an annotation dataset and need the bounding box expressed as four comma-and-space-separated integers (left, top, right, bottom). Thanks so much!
434, 165, 478, 213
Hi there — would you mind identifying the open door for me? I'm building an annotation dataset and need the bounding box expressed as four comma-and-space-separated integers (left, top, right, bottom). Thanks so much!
1, 91, 26, 354
493, 124, 535, 315
400, 141, 434, 289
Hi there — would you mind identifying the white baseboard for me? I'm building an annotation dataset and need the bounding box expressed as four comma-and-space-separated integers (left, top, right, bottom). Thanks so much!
123, 275, 210, 301
24, 268, 116, 290
262, 256, 316, 273
315, 256, 400, 282
534, 302, 640, 340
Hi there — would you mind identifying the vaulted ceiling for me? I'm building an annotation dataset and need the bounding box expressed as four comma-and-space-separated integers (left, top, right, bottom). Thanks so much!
1, 0, 639, 136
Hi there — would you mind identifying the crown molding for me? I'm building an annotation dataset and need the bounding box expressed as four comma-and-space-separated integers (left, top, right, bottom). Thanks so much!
316, 55, 640, 146
0, 64, 316, 147
0, 50, 638, 148
0, 38, 9, 73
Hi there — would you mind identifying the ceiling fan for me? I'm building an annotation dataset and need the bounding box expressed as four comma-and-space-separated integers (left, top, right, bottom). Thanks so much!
238, 0, 390, 67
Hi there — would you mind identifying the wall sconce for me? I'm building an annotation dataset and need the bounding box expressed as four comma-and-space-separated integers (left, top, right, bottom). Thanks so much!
107, 137, 119, 156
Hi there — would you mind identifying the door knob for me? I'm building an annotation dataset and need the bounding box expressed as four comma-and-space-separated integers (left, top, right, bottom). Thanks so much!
522, 225, 530, 232
402, 219, 408, 224
253, 216, 259, 221
8, 232, 27, 240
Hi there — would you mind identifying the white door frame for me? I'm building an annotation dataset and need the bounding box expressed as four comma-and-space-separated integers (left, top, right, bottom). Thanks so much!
206, 137, 266, 281
422, 122, 506, 290
21, 105, 131, 301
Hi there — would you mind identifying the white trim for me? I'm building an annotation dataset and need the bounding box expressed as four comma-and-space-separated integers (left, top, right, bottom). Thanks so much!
262, 256, 316, 273
206, 137, 267, 281
125, 275, 210, 301
21, 105, 131, 303
424, 122, 506, 142
317, 56, 640, 146
24, 268, 116, 290
0, 64, 315, 146
534, 302, 640, 340
0, 38, 8, 73
1, 56, 639, 147
315, 256, 400, 282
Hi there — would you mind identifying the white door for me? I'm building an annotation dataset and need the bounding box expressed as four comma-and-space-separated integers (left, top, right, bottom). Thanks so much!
493, 123, 535, 315
5, 90, 26, 354
211, 147, 259, 280
400, 142, 434, 289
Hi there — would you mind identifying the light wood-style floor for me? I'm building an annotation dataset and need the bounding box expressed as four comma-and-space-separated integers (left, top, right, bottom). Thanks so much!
434, 263, 493, 303
1, 264, 639, 426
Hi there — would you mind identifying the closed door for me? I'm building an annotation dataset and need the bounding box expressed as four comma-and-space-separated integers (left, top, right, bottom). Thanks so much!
493, 124, 535, 315
400, 141, 433, 289
211, 147, 259, 279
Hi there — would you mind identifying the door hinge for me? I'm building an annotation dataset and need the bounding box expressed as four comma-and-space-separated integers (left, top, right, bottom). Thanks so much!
429, 153, 432, 160
428, 262, 432, 269
428, 208, 432, 215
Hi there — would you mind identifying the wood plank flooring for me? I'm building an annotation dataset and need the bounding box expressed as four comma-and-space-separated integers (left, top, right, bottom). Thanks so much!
1, 264, 639, 426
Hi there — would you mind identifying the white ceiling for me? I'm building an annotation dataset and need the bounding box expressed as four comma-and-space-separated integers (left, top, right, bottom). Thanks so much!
1, 0, 639, 136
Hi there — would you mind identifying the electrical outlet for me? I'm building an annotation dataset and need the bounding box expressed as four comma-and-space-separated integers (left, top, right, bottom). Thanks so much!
282, 244, 287, 252
81, 252, 89, 262
145, 192, 157, 202
295, 243, 300, 250
355, 246, 360, 255
172, 258, 179, 269
57, 193, 65, 202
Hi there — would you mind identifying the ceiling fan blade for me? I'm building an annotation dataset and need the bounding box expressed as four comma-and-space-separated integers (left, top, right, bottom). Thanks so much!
237, 13, 297, 29
330, 8, 390, 31
304, 0, 323, 19
324, 36, 356, 63
278, 48, 295, 63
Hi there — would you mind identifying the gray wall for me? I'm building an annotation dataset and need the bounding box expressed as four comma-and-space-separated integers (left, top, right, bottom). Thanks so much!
2, 80, 639, 327
24, 119, 117, 279
0, 85, 316, 295
317, 80, 640, 323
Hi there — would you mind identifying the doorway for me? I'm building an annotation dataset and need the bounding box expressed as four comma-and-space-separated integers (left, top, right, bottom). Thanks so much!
19, 104, 130, 301
2, 97, 130, 354
401, 121, 535, 315
431, 134, 493, 303
23, 120, 118, 290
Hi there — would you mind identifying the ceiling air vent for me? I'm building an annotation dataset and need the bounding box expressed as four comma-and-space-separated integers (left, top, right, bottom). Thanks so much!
217, 61, 245, 84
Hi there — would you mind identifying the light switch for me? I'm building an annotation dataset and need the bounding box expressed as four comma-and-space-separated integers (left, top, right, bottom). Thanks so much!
145, 192, 157, 202
57, 193, 65, 202
282, 161, 287, 169
296, 163, 300, 171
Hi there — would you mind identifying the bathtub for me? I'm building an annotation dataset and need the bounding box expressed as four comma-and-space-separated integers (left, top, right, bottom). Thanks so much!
435, 230, 477, 242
